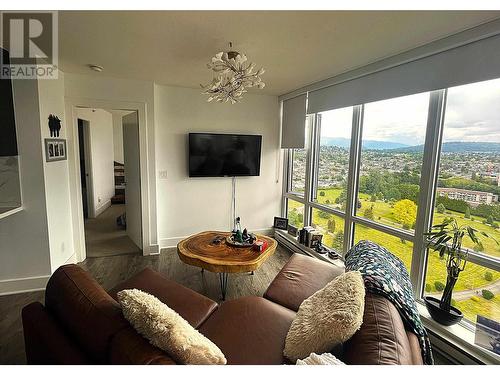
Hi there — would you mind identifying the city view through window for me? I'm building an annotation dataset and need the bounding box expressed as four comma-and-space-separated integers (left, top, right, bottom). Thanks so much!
286, 78, 500, 324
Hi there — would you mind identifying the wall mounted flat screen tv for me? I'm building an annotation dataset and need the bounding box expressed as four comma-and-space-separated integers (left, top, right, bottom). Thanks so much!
189, 133, 262, 177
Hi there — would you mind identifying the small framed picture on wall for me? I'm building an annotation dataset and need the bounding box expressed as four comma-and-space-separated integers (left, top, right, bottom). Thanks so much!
45, 138, 67, 162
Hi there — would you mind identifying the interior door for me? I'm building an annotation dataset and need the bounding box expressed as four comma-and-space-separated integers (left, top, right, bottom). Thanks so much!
122, 112, 142, 249
77, 119, 92, 219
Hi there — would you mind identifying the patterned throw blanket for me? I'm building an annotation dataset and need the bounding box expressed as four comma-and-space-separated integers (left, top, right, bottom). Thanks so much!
345, 240, 434, 365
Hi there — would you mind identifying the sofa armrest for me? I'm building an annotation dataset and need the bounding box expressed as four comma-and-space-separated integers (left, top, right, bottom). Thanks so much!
263, 253, 344, 311
22, 302, 90, 364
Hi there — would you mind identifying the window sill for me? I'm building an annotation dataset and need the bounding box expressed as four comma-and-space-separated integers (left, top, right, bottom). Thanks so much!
274, 229, 344, 268
0, 206, 23, 220
417, 302, 500, 364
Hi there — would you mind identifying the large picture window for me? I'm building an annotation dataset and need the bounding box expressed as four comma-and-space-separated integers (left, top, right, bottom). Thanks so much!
283, 76, 500, 330
433, 78, 500, 260
314, 107, 353, 212
356, 92, 430, 233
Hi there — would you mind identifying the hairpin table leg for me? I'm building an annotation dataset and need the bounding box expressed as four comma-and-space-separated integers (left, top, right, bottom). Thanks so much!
218, 272, 228, 300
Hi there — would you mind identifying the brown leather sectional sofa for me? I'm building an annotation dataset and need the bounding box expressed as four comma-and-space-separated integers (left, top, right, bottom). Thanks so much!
22, 253, 423, 365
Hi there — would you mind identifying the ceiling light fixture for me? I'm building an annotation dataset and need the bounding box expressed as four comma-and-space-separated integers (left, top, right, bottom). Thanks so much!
201, 42, 265, 104
88, 64, 104, 72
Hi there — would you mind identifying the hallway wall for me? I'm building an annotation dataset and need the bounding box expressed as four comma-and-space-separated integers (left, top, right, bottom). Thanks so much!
76, 108, 115, 217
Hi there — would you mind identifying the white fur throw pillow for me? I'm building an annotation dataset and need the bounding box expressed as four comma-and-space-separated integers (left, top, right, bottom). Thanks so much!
283, 271, 365, 362
117, 289, 226, 365
296, 352, 345, 365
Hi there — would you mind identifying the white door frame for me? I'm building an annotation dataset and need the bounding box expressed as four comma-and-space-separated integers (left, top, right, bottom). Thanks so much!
65, 98, 154, 262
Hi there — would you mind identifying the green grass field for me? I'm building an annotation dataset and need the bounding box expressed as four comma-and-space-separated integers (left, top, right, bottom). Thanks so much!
287, 188, 500, 322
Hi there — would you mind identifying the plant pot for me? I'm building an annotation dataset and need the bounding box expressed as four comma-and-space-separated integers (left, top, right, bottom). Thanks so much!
424, 296, 463, 326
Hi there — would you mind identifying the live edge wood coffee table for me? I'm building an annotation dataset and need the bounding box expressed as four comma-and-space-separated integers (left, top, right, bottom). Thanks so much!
177, 231, 277, 300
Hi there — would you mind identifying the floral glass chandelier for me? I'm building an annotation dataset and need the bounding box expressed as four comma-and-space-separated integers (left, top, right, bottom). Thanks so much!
201, 43, 265, 104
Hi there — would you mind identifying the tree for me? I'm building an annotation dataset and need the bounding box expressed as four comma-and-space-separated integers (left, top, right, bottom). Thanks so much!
485, 271, 493, 282
298, 213, 304, 224
487, 215, 494, 225
437, 203, 446, 214
393, 199, 417, 228
332, 230, 344, 250
327, 218, 336, 233
425, 283, 432, 293
318, 211, 331, 220
434, 281, 445, 292
464, 206, 471, 219
363, 205, 374, 220
398, 183, 420, 203
370, 195, 377, 202
482, 289, 494, 300
319, 191, 325, 197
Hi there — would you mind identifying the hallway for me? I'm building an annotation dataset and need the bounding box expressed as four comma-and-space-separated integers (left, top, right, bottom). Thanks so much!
84, 204, 141, 258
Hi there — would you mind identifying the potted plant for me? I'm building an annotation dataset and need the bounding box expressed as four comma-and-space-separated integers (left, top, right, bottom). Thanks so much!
424, 217, 496, 326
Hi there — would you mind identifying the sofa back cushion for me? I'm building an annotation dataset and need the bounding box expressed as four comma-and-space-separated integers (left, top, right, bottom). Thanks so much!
45, 264, 128, 363
342, 293, 422, 365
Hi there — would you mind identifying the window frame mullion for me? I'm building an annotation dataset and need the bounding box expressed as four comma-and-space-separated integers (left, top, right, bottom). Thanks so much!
412, 89, 447, 297
343, 105, 364, 255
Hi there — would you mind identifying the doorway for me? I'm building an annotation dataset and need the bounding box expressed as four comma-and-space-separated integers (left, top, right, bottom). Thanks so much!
76, 108, 142, 258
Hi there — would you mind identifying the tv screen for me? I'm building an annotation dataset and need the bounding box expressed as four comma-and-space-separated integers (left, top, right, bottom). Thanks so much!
189, 133, 262, 177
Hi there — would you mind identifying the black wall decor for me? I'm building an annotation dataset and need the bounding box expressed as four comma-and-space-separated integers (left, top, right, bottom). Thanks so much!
48, 114, 62, 137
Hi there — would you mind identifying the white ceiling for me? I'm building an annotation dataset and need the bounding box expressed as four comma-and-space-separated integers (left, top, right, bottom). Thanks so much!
59, 11, 500, 96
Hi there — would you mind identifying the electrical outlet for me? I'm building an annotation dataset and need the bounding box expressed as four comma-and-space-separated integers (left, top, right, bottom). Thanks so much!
159, 170, 168, 179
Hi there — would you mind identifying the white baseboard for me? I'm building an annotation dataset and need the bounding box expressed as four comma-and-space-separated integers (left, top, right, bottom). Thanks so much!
94, 199, 112, 217
159, 227, 274, 251
0, 274, 50, 296
147, 244, 160, 255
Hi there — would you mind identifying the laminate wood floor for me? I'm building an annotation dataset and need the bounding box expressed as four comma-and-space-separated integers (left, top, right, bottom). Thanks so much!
0, 245, 292, 364
84, 204, 141, 258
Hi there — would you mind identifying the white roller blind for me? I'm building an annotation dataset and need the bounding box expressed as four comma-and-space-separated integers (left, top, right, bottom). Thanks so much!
281, 94, 307, 149
308, 34, 500, 114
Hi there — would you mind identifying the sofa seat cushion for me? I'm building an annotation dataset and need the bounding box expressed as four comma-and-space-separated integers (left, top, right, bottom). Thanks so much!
264, 253, 344, 311
108, 268, 218, 328
199, 296, 296, 365
342, 293, 422, 365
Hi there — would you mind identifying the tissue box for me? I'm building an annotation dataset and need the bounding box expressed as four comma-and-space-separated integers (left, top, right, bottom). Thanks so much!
252, 240, 268, 252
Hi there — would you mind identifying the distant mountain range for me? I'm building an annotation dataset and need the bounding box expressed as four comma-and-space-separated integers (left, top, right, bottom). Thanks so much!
321, 138, 500, 152
321, 137, 409, 150
392, 142, 500, 153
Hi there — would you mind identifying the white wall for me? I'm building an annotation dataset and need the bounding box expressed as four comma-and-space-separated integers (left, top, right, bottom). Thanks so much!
154, 85, 281, 248
76, 108, 115, 217
0, 78, 52, 293
112, 113, 124, 164
38, 72, 76, 272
